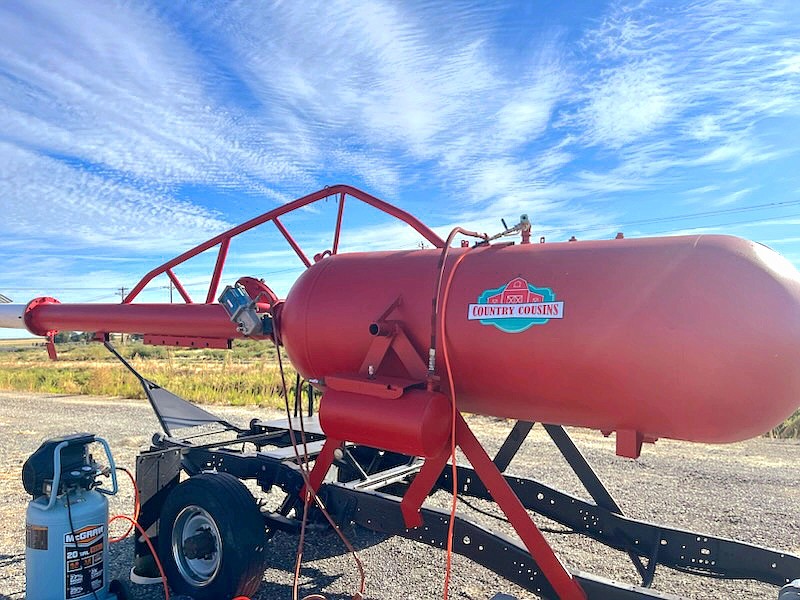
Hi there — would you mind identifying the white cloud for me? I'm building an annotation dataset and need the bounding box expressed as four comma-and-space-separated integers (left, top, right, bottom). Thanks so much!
0, 0, 301, 193
1, 0, 799, 290
0, 142, 230, 252
583, 61, 672, 147
712, 187, 755, 206
569, 0, 800, 176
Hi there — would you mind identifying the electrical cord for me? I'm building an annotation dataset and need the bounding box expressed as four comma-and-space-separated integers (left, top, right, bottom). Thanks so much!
109, 515, 170, 600
275, 341, 366, 600
437, 246, 473, 600
109, 467, 139, 543
431, 227, 488, 600
65, 489, 101, 600
107, 466, 169, 600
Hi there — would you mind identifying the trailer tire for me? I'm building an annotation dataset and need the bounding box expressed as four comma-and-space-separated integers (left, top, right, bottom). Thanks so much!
158, 472, 267, 600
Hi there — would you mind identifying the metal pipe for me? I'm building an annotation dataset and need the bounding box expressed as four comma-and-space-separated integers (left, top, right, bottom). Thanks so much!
20, 302, 244, 339
0, 304, 26, 330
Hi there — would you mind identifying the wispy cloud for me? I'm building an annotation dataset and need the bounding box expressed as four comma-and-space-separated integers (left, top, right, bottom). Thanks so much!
0, 142, 230, 252
0, 0, 799, 310
569, 0, 800, 175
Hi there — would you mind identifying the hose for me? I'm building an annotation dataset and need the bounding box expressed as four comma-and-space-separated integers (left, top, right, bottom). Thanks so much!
275, 341, 366, 600
433, 228, 485, 599
108, 466, 169, 600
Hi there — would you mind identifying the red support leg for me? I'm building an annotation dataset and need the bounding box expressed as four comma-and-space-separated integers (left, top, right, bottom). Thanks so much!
400, 446, 451, 528
301, 437, 342, 501
455, 414, 586, 600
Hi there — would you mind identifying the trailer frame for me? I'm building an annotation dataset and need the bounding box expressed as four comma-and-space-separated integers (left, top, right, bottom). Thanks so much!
126, 372, 800, 599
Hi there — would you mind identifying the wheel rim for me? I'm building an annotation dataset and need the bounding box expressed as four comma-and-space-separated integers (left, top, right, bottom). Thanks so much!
171, 505, 223, 587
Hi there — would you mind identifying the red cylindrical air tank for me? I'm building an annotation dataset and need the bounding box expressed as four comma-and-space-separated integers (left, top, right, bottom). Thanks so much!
279, 235, 800, 445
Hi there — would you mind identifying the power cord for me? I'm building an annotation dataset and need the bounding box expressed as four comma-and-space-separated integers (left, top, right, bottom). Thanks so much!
65, 490, 101, 600
433, 227, 487, 600
275, 340, 366, 600
108, 465, 170, 600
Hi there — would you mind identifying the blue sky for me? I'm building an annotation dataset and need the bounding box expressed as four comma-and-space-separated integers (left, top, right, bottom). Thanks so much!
1, 0, 799, 337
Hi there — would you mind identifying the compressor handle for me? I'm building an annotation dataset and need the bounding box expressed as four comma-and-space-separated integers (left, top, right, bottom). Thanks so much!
94, 437, 118, 497
27, 436, 117, 512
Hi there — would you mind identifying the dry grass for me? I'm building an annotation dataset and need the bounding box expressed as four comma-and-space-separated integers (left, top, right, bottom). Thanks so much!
0, 340, 296, 408
0, 338, 44, 348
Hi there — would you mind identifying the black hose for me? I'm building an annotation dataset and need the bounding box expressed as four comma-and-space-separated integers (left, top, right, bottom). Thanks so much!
65, 491, 101, 600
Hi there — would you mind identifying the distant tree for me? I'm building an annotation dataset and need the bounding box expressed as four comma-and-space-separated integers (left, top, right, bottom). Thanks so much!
53, 331, 95, 344
54, 331, 74, 343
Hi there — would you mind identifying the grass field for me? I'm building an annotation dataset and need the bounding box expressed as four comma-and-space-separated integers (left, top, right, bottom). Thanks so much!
0, 339, 298, 408
0, 338, 45, 349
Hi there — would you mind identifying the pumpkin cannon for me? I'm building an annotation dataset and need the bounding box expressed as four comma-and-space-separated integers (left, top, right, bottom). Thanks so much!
5, 185, 800, 599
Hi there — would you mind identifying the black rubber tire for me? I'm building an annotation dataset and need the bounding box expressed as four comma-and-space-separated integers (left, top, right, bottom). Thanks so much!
158, 472, 267, 600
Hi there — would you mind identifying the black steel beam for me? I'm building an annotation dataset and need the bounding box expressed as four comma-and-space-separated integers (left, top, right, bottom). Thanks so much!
323, 485, 681, 600
543, 424, 623, 514
543, 424, 652, 585
493, 420, 535, 472
436, 464, 800, 587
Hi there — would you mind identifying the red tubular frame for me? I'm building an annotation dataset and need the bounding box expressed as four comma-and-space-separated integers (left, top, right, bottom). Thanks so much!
205, 238, 230, 304
332, 192, 346, 255
166, 269, 193, 304
305, 412, 587, 600
124, 184, 445, 304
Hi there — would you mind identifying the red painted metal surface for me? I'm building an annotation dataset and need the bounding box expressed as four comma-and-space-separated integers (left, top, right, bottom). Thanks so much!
453, 413, 586, 600
24, 302, 243, 340
166, 269, 193, 303
279, 235, 800, 444
319, 388, 451, 458
23, 296, 60, 337
122, 184, 444, 303
142, 334, 232, 349
273, 217, 311, 268
205, 238, 230, 303
306, 407, 586, 599
332, 192, 345, 255
10, 186, 800, 447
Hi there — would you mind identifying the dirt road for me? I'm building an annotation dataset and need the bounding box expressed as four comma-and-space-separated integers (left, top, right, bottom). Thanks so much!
1, 391, 799, 599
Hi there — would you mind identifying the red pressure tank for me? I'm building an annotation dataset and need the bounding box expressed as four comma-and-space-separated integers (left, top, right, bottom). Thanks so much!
279, 235, 800, 445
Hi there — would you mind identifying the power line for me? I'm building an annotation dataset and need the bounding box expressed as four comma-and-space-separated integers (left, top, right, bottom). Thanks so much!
644, 212, 800, 237
564, 199, 800, 236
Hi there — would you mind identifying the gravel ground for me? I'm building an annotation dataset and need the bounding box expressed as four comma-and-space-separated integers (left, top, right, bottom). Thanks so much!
1, 390, 799, 600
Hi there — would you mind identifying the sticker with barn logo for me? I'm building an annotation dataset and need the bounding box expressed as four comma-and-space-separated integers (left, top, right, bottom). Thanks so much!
468, 277, 564, 333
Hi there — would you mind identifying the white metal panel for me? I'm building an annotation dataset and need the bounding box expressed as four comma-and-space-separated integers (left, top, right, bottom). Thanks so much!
0, 304, 26, 329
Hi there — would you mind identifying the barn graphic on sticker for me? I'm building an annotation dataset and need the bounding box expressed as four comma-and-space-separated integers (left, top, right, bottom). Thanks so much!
468, 276, 564, 333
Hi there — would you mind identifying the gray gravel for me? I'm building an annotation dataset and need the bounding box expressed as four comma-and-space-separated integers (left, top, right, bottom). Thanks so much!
1, 391, 799, 600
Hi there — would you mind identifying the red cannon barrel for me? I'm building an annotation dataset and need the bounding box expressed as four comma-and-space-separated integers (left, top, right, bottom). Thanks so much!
279, 235, 800, 445
16, 301, 242, 340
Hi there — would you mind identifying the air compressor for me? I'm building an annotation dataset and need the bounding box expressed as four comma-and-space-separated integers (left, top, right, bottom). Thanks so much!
23, 433, 123, 600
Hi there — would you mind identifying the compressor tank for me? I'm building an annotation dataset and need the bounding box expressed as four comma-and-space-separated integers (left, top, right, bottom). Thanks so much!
26, 489, 110, 600
279, 235, 800, 445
